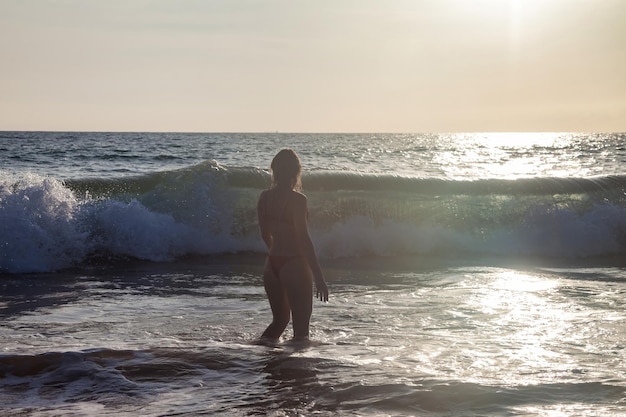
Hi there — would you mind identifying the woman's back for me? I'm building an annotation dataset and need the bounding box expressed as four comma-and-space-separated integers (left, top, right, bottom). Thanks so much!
258, 188, 303, 256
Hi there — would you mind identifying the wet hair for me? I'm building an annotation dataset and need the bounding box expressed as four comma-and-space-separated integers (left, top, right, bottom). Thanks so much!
270, 149, 302, 191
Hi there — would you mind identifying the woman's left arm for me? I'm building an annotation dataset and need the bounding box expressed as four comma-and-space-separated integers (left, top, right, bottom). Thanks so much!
292, 193, 328, 302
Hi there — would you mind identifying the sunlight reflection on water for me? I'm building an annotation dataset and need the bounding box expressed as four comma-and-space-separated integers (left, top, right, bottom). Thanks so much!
2, 265, 625, 416
433, 132, 615, 179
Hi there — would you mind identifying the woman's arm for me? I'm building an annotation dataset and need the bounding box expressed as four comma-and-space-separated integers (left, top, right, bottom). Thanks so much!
257, 190, 273, 250
292, 193, 329, 302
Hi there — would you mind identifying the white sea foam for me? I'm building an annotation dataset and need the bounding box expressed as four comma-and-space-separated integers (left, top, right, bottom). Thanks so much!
0, 173, 88, 272
2, 167, 626, 273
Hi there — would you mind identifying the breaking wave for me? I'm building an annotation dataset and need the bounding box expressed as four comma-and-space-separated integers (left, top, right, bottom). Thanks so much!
2, 161, 626, 273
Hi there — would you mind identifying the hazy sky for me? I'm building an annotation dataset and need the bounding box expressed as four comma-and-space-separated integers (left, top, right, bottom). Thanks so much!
1, 0, 624, 132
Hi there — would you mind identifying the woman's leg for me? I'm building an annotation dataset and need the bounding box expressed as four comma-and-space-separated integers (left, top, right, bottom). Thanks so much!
281, 259, 313, 340
261, 261, 291, 340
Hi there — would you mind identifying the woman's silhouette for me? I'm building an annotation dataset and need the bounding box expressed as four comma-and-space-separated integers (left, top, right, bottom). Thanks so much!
257, 149, 329, 342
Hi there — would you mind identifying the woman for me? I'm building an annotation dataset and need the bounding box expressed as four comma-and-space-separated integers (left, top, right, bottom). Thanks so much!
257, 149, 329, 343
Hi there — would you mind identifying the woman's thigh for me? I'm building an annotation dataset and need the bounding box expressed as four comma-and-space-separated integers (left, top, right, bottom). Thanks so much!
280, 259, 313, 308
263, 263, 290, 317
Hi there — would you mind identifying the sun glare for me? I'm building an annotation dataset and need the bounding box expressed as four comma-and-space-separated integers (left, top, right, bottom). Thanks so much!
464, 0, 551, 23
461, 0, 555, 61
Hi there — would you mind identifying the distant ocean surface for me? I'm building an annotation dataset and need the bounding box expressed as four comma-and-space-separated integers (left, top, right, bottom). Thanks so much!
1, 131, 625, 416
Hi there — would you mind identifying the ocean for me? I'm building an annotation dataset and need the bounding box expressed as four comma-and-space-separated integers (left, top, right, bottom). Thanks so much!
1, 131, 625, 416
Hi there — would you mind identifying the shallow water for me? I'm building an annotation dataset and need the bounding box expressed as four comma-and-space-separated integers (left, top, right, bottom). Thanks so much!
2, 131, 626, 415
1, 257, 625, 416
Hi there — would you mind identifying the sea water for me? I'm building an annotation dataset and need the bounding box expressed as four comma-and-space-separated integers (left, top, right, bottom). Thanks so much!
1, 132, 625, 416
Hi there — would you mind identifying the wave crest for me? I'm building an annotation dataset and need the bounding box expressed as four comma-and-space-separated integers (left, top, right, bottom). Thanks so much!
2, 163, 626, 273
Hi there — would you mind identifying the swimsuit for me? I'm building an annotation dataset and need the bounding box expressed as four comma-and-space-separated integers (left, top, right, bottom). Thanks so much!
263, 189, 301, 277
268, 255, 299, 277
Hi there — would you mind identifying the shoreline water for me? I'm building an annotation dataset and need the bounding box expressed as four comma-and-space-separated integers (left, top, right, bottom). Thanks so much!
1, 132, 625, 415
2, 256, 625, 416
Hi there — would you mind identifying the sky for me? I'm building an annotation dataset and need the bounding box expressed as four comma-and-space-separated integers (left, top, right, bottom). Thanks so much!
0, 0, 624, 133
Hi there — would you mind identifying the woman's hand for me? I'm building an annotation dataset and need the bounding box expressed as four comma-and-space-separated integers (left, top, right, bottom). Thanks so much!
315, 277, 329, 302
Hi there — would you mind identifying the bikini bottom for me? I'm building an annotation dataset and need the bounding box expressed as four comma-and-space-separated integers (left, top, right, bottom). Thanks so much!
267, 255, 300, 277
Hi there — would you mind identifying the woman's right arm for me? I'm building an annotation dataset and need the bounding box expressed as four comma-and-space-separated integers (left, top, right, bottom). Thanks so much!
257, 191, 273, 250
